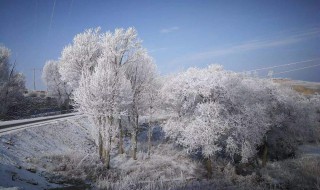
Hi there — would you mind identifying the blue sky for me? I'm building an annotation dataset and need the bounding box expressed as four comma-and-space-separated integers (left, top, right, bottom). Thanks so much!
0, 0, 320, 90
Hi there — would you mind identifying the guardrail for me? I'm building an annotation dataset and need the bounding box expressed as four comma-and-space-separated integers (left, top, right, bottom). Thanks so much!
29, 109, 75, 118
0, 112, 80, 131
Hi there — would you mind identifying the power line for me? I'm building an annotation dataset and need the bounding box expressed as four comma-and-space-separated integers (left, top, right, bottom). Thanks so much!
245, 58, 320, 72
272, 63, 320, 75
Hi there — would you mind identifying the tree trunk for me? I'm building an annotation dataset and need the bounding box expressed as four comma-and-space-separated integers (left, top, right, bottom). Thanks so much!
104, 117, 113, 169
65, 97, 70, 112
118, 118, 124, 154
97, 117, 110, 168
147, 121, 152, 158
105, 132, 112, 169
262, 143, 268, 167
132, 130, 137, 160
102, 145, 107, 164
205, 156, 212, 178
98, 131, 104, 161
147, 106, 153, 157
96, 117, 104, 162
132, 114, 138, 160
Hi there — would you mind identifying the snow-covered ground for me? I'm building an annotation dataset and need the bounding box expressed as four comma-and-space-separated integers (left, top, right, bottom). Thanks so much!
2, 112, 318, 190
0, 115, 203, 190
0, 116, 95, 189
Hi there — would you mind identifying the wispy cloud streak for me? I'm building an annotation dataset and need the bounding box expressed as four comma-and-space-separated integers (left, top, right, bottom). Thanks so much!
149, 47, 168, 53
170, 27, 320, 64
160, 26, 179, 33
48, 0, 56, 35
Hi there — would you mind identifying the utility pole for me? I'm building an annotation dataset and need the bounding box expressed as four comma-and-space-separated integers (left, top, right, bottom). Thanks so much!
32, 68, 42, 91
33, 68, 36, 90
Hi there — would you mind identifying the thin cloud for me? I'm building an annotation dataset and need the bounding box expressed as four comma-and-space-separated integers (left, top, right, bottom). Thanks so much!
160, 26, 179, 34
149, 47, 168, 53
170, 27, 320, 64
48, 0, 56, 35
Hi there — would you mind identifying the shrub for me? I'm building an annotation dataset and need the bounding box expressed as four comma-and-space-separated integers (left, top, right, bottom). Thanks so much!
161, 65, 320, 165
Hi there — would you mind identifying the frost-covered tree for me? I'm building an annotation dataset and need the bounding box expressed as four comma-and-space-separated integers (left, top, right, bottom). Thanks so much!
60, 27, 158, 162
100, 27, 157, 159
59, 28, 102, 89
0, 45, 26, 118
0, 45, 12, 117
99, 27, 144, 155
0, 46, 10, 82
161, 65, 312, 166
264, 86, 320, 161
74, 62, 132, 168
142, 75, 161, 157
42, 60, 72, 110
267, 70, 274, 78
102, 27, 143, 67
124, 53, 158, 159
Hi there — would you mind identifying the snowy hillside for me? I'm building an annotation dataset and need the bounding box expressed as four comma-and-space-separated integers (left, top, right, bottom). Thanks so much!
0, 116, 95, 189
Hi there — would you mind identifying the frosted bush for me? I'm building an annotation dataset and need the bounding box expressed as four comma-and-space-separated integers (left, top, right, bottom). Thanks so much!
162, 65, 320, 163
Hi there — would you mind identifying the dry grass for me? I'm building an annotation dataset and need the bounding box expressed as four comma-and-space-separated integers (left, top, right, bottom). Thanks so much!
39, 145, 320, 190
273, 79, 320, 95
292, 85, 320, 95
273, 79, 292, 84
260, 155, 320, 190
43, 152, 106, 181
96, 143, 204, 190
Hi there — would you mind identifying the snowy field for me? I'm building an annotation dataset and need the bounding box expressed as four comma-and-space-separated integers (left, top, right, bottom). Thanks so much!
0, 116, 204, 190
274, 79, 320, 95
0, 115, 320, 190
